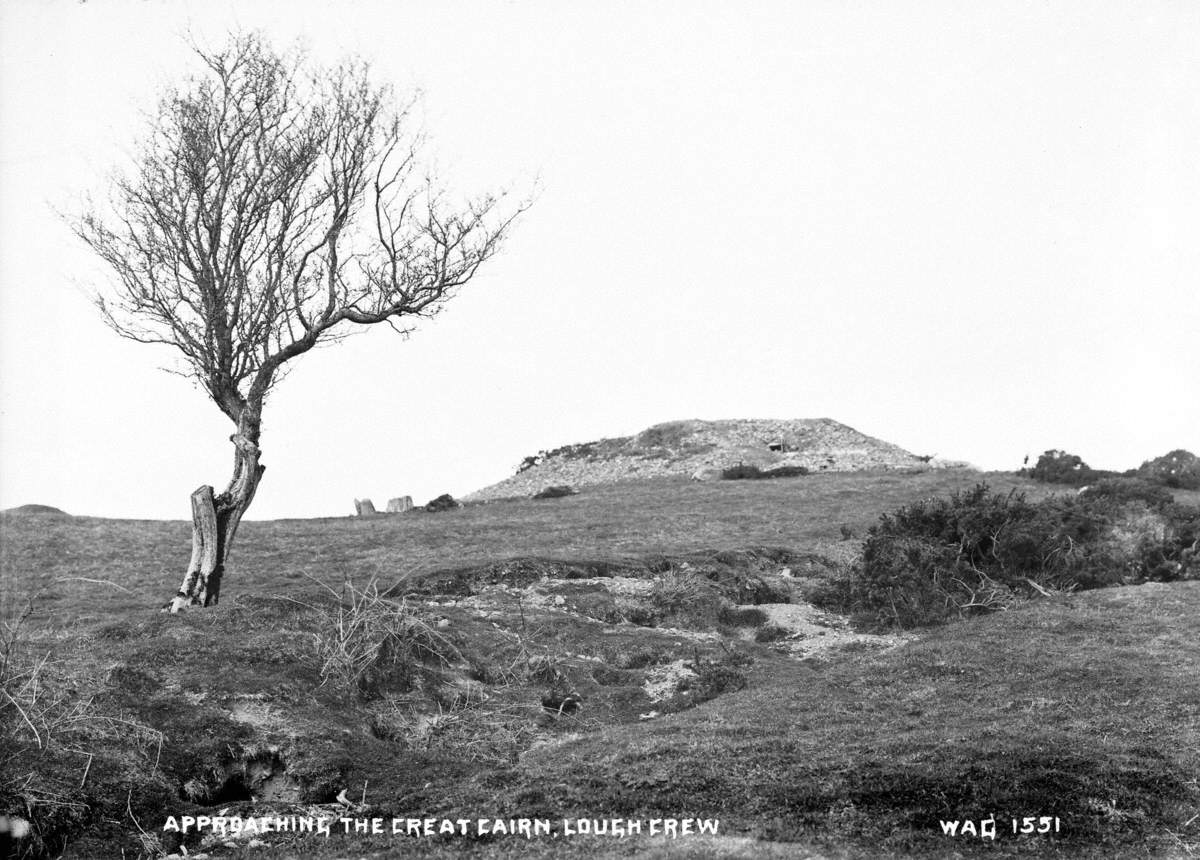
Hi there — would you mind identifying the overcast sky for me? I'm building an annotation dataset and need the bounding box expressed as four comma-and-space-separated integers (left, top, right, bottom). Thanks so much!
1, 0, 1197, 520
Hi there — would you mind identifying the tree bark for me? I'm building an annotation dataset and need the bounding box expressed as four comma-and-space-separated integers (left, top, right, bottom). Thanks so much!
168, 421, 265, 613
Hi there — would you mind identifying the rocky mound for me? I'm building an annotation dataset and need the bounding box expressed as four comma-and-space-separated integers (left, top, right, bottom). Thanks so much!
1, 503, 69, 516
467, 418, 961, 501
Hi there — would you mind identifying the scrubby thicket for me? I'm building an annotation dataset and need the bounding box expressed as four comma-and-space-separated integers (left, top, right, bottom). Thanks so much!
1022, 449, 1115, 485
1137, 448, 1200, 489
816, 483, 1200, 630
1023, 447, 1200, 490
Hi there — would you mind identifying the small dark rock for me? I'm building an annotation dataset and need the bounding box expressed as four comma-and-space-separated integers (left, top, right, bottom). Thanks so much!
541, 690, 582, 716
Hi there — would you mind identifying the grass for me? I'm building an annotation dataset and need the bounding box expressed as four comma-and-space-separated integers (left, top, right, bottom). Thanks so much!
447, 582, 1200, 857
302, 576, 459, 696
0, 471, 1045, 628
2, 469, 1197, 858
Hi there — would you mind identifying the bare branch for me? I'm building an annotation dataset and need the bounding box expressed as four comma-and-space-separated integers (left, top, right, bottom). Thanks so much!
69, 31, 527, 425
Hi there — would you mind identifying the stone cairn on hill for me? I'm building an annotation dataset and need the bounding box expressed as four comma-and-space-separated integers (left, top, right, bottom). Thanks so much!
354, 498, 377, 516
466, 418, 968, 502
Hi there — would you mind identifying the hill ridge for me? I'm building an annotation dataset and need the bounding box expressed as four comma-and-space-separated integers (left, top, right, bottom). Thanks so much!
466, 417, 963, 501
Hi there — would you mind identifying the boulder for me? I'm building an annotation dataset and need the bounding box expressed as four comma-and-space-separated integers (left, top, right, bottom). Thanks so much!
386, 496, 413, 513
354, 498, 377, 516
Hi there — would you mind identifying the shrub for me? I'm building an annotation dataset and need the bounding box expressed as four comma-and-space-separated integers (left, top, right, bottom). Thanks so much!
424, 493, 460, 512
1137, 449, 1200, 490
717, 606, 769, 627
721, 464, 810, 481
812, 484, 1199, 630
766, 465, 811, 478
532, 485, 577, 500
1136, 502, 1200, 581
1080, 478, 1174, 509
722, 463, 765, 480
1025, 449, 1116, 485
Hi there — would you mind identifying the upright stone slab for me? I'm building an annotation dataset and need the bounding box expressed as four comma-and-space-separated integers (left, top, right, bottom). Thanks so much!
387, 496, 413, 513
354, 498, 377, 516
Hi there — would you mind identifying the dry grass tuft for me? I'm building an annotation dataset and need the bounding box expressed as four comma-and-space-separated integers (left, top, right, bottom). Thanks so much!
304, 575, 459, 696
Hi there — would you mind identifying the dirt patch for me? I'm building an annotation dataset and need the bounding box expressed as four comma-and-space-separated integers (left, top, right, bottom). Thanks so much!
739, 602, 913, 657
643, 659, 699, 702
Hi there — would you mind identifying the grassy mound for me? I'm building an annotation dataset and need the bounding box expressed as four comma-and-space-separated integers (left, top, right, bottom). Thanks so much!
1, 504, 68, 516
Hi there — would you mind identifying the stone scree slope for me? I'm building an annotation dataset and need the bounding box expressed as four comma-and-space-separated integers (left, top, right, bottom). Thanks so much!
466, 418, 961, 501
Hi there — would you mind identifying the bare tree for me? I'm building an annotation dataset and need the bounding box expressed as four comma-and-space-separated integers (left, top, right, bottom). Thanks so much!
72, 33, 526, 612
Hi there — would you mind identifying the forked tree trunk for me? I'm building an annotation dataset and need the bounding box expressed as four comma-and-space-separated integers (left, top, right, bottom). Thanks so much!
168, 427, 265, 613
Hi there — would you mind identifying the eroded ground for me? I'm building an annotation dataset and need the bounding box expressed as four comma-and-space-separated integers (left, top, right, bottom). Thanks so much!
7, 547, 914, 859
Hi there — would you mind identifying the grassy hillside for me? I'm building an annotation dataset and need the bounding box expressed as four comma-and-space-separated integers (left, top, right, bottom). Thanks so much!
2, 471, 1031, 626
2, 470, 1198, 859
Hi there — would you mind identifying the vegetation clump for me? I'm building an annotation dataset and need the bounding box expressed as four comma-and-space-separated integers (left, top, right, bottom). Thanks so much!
532, 485, 578, 500
815, 484, 1199, 630
718, 606, 769, 627
310, 578, 458, 698
1022, 449, 1116, 485
1137, 448, 1200, 489
721, 463, 810, 480
1080, 477, 1174, 509
424, 493, 461, 512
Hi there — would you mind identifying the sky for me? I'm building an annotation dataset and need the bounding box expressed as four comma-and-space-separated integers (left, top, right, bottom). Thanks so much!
1, 0, 1198, 520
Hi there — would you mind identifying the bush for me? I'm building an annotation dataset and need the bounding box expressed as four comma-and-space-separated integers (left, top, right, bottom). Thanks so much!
722, 463, 764, 480
1080, 478, 1174, 509
721, 464, 810, 480
1127, 501, 1199, 582
1137, 449, 1200, 490
1024, 449, 1116, 485
813, 484, 1199, 631
424, 493, 460, 512
717, 606, 769, 627
765, 465, 811, 478
532, 485, 577, 500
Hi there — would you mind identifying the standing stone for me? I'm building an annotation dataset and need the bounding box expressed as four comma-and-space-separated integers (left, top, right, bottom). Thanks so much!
386, 496, 413, 513
354, 498, 377, 516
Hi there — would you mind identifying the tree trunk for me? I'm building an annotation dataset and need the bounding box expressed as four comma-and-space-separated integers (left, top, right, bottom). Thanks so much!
168, 425, 265, 613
